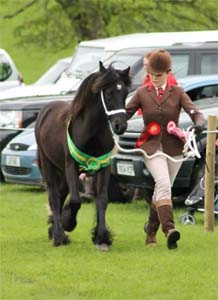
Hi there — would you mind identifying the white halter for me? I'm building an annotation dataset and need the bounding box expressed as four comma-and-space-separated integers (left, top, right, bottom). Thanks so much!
100, 90, 126, 116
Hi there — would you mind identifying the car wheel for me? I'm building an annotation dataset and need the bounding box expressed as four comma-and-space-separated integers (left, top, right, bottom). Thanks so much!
178, 214, 196, 225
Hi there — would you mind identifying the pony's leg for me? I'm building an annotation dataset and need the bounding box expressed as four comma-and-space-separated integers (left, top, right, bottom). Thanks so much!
61, 178, 79, 232
64, 162, 82, 233
40, 154, 69, 246
48, 179, 69, 240
47, 186, 70, 246
92, 166, 113, 250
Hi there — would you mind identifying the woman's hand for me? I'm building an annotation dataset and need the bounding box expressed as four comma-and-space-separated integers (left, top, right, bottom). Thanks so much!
190, 122, 205, 135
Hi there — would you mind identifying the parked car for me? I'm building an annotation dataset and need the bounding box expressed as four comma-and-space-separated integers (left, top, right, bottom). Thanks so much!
111, 93, 218, 203
1, 127, 43, 186
59, 38, 218, 93
0, 49, 23, 91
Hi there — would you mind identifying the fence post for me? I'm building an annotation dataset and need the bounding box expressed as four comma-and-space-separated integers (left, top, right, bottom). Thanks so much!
204, 115, 217, 232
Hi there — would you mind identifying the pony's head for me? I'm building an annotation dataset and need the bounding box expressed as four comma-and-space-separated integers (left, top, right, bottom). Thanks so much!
70, 61, 131, 135
92, 61, 131, 135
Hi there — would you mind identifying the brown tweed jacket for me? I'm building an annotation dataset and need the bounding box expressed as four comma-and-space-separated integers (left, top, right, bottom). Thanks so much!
126, 85, 205, 156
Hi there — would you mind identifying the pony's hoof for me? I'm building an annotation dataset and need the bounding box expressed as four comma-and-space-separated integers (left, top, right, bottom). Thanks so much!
53, 235, 70, 247
96, 243, 110, 252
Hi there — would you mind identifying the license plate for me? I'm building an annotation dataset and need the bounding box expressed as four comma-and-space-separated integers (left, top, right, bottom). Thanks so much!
6, 155, 20, 167
117, 161, 135, 176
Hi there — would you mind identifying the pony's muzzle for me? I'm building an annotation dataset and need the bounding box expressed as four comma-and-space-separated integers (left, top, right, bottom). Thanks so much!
110, 114, 127, 135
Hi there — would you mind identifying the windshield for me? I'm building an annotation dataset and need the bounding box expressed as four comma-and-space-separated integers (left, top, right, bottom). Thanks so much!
103, 48, 144, 69
0, 53, 13, 81
65, 46, 105, 79
35, 59, 71, 85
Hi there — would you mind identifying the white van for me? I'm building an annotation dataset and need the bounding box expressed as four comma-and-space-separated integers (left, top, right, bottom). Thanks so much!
59, 30, 218, 89
76, 30, 218, 60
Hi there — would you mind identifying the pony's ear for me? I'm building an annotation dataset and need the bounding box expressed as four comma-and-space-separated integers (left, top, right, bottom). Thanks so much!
119, 66, 131, 87
99, 61, 107, 73
122, 66, 130, 76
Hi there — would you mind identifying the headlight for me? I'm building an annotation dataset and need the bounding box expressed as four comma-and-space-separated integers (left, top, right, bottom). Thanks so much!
28, 143, 37, 151
0, 110, 22, 128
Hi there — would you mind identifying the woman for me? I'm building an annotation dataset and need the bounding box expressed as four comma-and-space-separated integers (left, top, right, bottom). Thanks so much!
126, 49, 205, 249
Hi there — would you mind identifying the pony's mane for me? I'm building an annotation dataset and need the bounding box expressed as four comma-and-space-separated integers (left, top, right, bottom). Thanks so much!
68, 65, 131, 121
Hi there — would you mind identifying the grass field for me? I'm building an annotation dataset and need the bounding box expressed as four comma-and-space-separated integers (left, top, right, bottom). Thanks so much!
0, 183, 218, 300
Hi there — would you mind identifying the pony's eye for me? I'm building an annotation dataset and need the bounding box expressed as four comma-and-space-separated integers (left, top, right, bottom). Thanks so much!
116, 84, 122, 90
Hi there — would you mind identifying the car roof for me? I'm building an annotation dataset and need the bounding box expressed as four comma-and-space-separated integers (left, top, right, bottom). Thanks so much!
57, 57, 72, 63
80, 31, 218, 52
178, 74, 218, 90
0, 48, 8, 54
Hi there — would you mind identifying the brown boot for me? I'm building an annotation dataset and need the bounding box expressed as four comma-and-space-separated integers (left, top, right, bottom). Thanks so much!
144, 204, 160, 245
156, 200, 180, 250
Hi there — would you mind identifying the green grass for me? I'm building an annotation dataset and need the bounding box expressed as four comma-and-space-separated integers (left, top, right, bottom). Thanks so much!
0, 183, 218, 300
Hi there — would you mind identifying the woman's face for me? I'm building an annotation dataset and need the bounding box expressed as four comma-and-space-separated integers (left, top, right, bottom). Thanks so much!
149, 71, 168, 87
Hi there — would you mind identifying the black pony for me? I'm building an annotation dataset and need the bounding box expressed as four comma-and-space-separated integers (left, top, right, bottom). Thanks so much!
35, 62, 131, 250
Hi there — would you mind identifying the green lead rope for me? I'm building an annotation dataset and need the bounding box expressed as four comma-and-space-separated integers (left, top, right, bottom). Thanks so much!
67, 125, 112, 172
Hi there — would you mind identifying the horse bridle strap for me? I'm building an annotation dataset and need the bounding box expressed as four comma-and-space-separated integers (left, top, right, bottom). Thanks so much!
67, 124, 112, 172
100, 90, 126, 116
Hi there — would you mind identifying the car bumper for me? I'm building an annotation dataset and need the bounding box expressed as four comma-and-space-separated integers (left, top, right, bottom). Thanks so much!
111, 153, 196, 191
1, 149, 43, 186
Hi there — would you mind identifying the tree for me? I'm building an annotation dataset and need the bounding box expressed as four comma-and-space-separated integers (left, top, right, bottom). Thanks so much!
1, 0, 217, 50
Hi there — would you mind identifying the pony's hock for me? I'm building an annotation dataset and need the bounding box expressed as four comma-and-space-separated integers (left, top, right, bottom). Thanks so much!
35, 62, 131, 249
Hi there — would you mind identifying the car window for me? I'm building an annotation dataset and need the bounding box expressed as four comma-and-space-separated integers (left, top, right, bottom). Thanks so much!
0, 54, 13, 81
104, 49, 143, 69
200, 84, 218, 98
102, 48, 145, 89
65, 46, 105, 79
186, 84, 218, 101
171, 54, 189, 79
201, 53, 218, 74
131, 66, 145, 88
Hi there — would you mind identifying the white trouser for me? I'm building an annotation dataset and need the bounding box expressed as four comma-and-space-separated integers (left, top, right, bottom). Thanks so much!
144, 148, 183, 202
